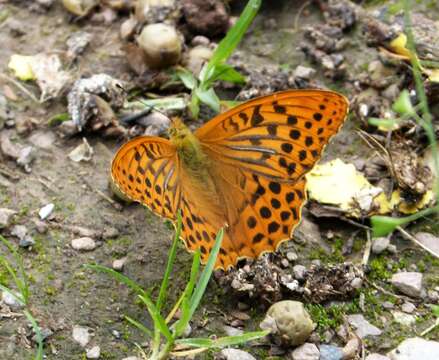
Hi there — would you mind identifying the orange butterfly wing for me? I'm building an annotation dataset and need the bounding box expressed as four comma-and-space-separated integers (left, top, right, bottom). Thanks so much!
195, 90, 349, 268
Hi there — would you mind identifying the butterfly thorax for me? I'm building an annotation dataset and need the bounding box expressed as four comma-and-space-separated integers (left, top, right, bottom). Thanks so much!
168, 118, 209, 175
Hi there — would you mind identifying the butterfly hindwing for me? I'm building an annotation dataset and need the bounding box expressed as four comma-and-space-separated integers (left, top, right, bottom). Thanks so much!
197, 90, 348, 268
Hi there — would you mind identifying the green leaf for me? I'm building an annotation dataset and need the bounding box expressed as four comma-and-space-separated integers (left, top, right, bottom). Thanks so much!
125, 315, 153, 338
176, 68, 197, 90
371, 215, 408, 237
195, 87, 220, 113
201, 0, 262, 83
393, 89, 415, 116
189, 91, 200, 118
85, 264, 148, 298
138, 294, 173, 342
157, 212, 182, 311
47, 112, 69, 126
207, 64, 246, 85
188, 229, 224, 319
175, 330, 269, 349
432, 305, 439, 318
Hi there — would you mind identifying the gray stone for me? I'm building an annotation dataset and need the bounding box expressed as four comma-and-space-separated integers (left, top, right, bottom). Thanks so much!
293, 265, 307, 281
86, 345, 100, 359
294, 217, 321, 245
1, 291, 24, 310
372, 237, 390, 254
260, 300, 315, 346
28, 131, 56, 149
223, 325, 243, 336
291, 343, 319, 360
286, 251, 298, 262
71, 237, 97, 251
347, 314, 382, 338
342, 337, 360, 359
391, 272, 423, 298
72, 325, 90, 347
19, 235, 36, 248
366, 354, 390, 360
294, 65, 316, 80
112, 257, 127, 271
220, 349, 256, 360
401, 302, 416, 314
388, 337, 439, 360
319, 344, 343, 360
414, 232, 439, 257
392, 311, 416, 326
0, 208, 17, 228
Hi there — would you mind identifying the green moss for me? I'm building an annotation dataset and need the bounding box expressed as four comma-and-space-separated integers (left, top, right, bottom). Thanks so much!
309, 245, 344, 264
0, 262, 10, 286
369, 256, 391, 280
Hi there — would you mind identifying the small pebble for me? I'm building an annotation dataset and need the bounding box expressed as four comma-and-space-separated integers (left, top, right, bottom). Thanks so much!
103, 227, 119, 239
342, 337, 360, 359
280, 258, 289, 268
319, 344, 343, 360
223, 325, 243, 336
112, 257, 127, 271
72, 326, 90, 347
291, 343, 320, 360
71, 237, 97, 251
39, 203, 54, 220
401, 302, 416, 314
86, 346, 100, 359
350, 277, 363, 289
286, 251, 298, 261
382, 301, 394, 310
1, 291, 24, 310
371, 237, 389, 254
0, 208, 17, 228
220, 349, 256, 360
391, 272, 423, 298
293, 265, 307, 281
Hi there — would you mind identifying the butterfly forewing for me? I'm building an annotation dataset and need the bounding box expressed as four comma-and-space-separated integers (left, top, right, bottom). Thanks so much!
111, 137, 181, 219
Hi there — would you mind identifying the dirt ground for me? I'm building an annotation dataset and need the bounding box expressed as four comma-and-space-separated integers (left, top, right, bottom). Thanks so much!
1, 1, 439, 359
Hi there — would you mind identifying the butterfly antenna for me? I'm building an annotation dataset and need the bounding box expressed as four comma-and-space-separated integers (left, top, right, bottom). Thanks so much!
116, 84, 171, 125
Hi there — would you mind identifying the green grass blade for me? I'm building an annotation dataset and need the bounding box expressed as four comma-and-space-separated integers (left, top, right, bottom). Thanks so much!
139, 294, 173, 342
202, 0, 261, 81
175, 330, 270, 349
0, 235, 29, 302
188, 228, 224, 319
206, 64, 246, 86
172, 249, 200, 336
125, 315, 153, 338
23, 309, 44, 360
157, 212, 183, 311
85, 264, 148, 298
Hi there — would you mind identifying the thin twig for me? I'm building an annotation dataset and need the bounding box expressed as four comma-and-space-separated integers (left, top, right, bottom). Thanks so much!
294, 0, 312, 30
364, 277, 413, 303
397, 226, 438, 258
362, 229, 372, 267
0, 73, 40, 104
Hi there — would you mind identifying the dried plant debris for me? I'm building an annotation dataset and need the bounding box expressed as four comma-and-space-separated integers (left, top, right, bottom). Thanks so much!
65, 74, 126, 137
218, 255, 363, 305
304, 262, 363, 304
8, 53, 71, 101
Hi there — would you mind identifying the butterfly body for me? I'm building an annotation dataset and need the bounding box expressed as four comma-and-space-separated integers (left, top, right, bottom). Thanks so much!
112, 90, 349, 269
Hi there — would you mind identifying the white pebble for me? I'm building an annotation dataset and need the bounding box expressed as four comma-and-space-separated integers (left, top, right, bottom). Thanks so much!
112, 257, 127, 271
86, 346, 100, 359
72, 326, 90, 347
71, 237, 96, 251
39, 203, 54, 220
